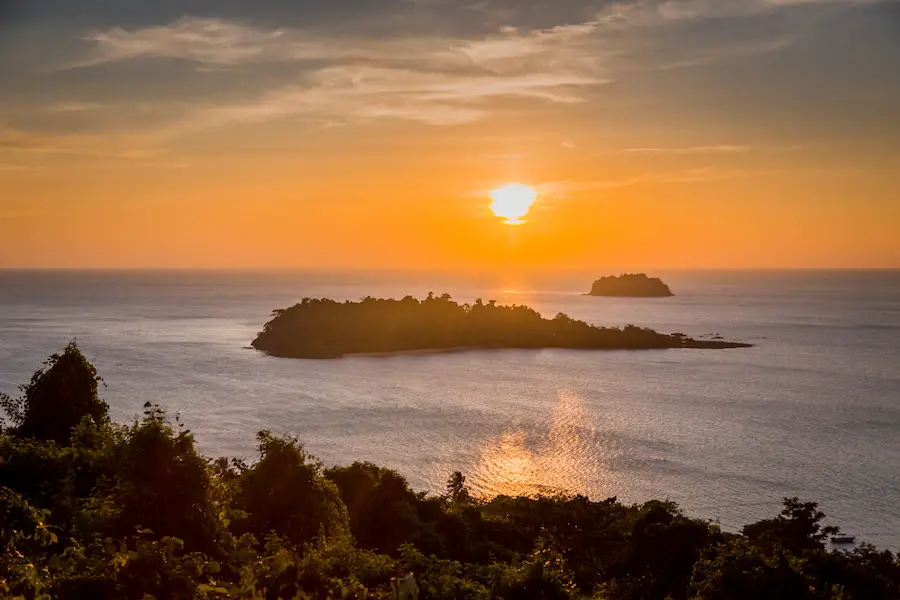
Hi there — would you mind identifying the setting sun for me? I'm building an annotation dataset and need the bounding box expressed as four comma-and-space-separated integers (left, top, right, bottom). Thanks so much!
489, 184, 539, 225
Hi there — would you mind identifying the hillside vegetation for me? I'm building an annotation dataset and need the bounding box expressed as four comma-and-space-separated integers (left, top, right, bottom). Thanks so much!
2, 343, 896, 599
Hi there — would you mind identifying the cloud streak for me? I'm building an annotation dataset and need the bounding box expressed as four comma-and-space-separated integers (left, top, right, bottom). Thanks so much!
45, 102, 105, 113
57, 9, 797, 139
618, 144, 804, 155
73, 17, 608, 71
0, 126, 166, 159
622, 145, 753, 154
596, 0, 878, 27
59, 4, 821, 137
534, 167, 779, 196
65, 17, 613, 131
75, 18, 298, 67
171, 65, 606, 130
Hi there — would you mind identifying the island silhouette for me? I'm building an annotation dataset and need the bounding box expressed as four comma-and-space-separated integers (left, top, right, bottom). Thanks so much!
588, 273, 674, 297
251, 294, 749, 358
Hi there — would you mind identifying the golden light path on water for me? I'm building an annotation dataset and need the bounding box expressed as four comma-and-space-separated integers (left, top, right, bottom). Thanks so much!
464, 389, 617, 498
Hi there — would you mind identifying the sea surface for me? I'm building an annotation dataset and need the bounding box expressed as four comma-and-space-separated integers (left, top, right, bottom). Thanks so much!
1, 269, 898, 549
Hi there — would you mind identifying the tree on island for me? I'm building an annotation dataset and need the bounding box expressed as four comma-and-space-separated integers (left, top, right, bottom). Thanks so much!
588, 274, 674, 297
251, 294, 744, 359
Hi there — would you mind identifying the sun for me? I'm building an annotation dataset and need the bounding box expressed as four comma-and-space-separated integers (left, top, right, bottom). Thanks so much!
489, 183, 538, 225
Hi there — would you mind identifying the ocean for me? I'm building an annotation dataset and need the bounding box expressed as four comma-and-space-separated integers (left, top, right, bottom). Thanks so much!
1, 269, 898, 549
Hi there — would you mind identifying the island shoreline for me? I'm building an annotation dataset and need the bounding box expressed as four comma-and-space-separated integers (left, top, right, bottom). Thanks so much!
588, 273, 675, 297
252, 295, 753, 359
261, 342, 752, 360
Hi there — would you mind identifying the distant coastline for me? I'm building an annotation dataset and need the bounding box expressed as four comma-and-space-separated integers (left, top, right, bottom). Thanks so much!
587, 273, 674, 297
252, 294, 750, 359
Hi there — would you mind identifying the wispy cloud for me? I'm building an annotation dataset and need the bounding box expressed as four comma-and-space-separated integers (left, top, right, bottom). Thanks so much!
659, 166, 782, 183
597, 0, 877, 27
534, 178, 649, 196
66, 19, 611, 131
618, 144, 804, 155
10, 0, 870, 157
57, 9, 813, 140
488, 153, 532, 160
73, 10, 802, 73
622, 145, 753, 154
74, 18, 299, 68
533, 167, 779, 197
1, 54, 604, 159
45, 102, 104, 113
73, 17, 608, 71
0, 163, 36, 172
176, 66, 605, 129
654, 36, 796, 70
57, 9, 800, 142
0, 126, 166, 159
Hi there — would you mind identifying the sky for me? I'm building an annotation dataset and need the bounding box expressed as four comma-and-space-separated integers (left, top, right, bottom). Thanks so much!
1, 0, 899, 269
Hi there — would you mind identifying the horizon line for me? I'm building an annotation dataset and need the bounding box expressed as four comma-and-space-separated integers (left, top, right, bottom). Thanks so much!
2, 267, 899, 273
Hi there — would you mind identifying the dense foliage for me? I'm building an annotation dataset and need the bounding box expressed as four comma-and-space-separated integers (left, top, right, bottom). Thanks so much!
588, 274, 674, 298
2, 343, 897, 599
251, 294, 744, 358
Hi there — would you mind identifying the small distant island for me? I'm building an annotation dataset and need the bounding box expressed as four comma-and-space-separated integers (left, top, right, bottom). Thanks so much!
252, 294, 749, 358
588, 273, 674, 297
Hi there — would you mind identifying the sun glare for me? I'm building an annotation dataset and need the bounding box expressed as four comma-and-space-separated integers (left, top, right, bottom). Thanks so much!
489, 184, 538, 225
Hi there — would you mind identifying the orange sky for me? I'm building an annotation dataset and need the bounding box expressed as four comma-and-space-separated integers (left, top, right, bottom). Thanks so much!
2, 1, 899, 269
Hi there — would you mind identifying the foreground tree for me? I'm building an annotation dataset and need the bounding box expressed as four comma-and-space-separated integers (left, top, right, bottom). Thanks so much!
1, 341, 107, 445
237, 431, 349, 547
742, 497, 839, 555
325, 462, 422, 555
446, 471, 471, 506
690, 538, 815, 600
109, 403, 225, 557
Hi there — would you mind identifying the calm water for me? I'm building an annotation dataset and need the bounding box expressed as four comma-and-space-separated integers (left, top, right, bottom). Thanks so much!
1, 270, 898, 548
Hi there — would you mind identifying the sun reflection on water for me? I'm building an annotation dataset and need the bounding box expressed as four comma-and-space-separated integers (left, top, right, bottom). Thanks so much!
468, 389, 613, 498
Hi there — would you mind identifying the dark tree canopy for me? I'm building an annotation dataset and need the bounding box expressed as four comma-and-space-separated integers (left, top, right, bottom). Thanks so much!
742, 496, 840, 555
251, 295, 746, 358
446, 471, 470, 506
111, 403, 223, 556
325, 462, 421, 555
236, 431, 349, 547
1, 341, 108, 445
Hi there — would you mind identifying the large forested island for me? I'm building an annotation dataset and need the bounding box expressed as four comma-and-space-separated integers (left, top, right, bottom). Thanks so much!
251, 294, 748, 358
2, 343, 898, 599
588, 274, 674, 297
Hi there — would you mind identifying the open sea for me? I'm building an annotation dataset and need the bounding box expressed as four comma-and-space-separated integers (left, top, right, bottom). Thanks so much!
1, 269, 898, 549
